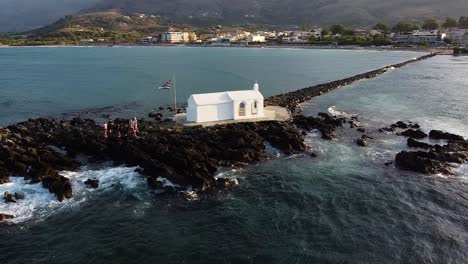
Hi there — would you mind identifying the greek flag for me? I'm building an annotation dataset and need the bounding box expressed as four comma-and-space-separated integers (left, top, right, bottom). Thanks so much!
158, 80, 171, 90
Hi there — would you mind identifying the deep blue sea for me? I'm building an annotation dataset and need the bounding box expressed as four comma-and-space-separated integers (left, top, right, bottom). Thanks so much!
0, 47, 467, 264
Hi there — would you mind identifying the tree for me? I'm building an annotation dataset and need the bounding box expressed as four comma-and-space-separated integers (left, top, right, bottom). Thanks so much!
330, 24, 345, 35
418, 40, 429, 47
343, 28, 354, 36
392, 22, 421, 33
321, 29, 330, 37
373, 22, 391, 34
442, 17, 458, 28
459, 16, 468, 28
422, 18, 439, 30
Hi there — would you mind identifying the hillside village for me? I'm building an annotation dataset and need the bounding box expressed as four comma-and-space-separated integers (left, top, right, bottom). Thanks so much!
140, 27, 467, 47
1, 13, 467, 48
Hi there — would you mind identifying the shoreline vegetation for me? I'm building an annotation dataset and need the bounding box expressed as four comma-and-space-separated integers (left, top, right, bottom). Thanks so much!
1, 52, 467, 221
453, 47, 468, 54
1, 12, 466, 52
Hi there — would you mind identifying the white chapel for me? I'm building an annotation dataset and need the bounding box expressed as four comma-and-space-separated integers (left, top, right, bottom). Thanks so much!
187, 82, 264, 123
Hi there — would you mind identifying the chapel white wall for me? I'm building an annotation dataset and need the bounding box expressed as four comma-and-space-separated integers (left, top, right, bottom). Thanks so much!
196, 103, 233, 123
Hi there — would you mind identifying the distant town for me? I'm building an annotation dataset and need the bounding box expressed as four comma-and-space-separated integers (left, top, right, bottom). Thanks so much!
141, 17, 468, 49
1, 14, 467, 51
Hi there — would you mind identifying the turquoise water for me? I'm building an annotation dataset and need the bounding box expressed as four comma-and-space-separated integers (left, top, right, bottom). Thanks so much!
0, 46, 421, 125
1, 48, 467, 264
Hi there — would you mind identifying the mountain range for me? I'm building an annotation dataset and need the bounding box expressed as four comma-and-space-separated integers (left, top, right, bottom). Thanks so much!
2, 0, 468, 33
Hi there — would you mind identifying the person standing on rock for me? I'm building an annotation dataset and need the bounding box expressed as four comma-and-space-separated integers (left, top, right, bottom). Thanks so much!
103, 121, 108, 139
116, 123, 122, 138
128, 117, 138, 137
108, 118, 114, 135
133, 117, 139, 135
128, 118, 133, 137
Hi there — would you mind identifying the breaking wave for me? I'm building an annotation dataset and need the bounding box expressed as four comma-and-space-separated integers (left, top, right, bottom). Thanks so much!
0, 166, 146, 224
327, 105, 356, 119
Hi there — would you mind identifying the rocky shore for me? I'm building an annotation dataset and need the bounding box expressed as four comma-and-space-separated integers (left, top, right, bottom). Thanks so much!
0, 118, 306, 203
265, 53, 438, 112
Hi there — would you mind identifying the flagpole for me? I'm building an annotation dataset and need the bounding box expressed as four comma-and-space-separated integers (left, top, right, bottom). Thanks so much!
173, 73, 177, 126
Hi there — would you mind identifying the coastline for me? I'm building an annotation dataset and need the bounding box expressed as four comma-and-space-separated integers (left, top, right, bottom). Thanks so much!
0, 43, 451, 54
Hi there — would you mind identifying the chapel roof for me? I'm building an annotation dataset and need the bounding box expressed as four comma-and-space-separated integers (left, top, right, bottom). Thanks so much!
189, 90, 263, 106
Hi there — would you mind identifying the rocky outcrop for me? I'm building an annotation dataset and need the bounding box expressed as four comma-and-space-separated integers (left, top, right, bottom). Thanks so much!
0, 119, 80, 200
0, 118, 307, 197
84, 179, 99, 189
42, 175, 73, 201
3, 192, 16, 203
395, 151, 452, 174
0, 213, 14, 221
293, 113, 346, 140
400, 129, 428, 139
396, 133, 468, 174
356, 138, 367, 147
2, 192, 25, 203
407, 138, 433, 149
380, 121, 420, 133
429, 130, 465, 141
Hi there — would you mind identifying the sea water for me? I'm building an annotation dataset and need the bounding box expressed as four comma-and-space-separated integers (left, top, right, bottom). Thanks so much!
0, 46, 421, 125
0, 47, 467, 264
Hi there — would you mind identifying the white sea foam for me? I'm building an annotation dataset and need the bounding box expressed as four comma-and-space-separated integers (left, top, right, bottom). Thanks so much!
156, 177, 180, 188
0, 178, 62, 223
215, 168, 240, 180
0, 166, 145, 224
327, 106, 357, 119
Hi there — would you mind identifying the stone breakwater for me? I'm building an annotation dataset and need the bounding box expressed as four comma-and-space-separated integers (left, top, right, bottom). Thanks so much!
265, 53, 438, 112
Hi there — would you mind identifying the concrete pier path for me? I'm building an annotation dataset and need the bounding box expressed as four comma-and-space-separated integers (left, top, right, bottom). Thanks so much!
178, 106, 290, 127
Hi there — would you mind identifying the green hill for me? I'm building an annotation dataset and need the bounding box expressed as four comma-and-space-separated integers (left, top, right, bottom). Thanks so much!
20, 12, 193, 44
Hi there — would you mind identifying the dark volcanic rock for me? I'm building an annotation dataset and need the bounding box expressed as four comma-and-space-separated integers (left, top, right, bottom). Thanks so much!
394, 121, 409, 129
429, 130, 465, 141
215, 178, 239, 189
395, 139, 468, 175
84, 179, 99, 189
3, 192, 16, 203
356, 138, 367, 147
400, 129, 428, 139
42, 175, 73, 201
14, 192, 25, 200
410, 123, 420, 129
0, 213, 14, 221
379, 127, 395, 133
407, 138, 432, 149
293, 113, 345, 140
395, 151, 451, 174
1, 117, 308, 196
